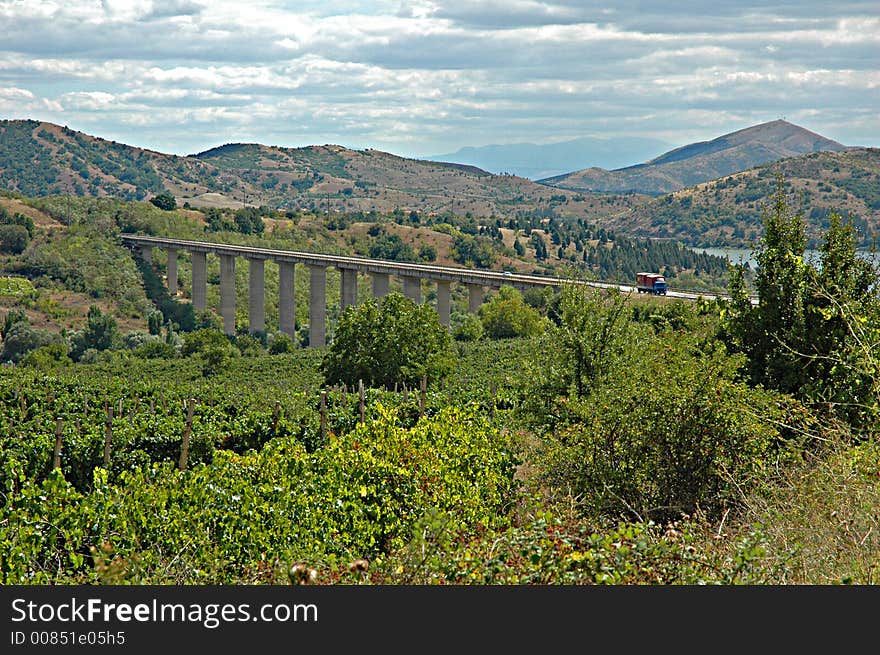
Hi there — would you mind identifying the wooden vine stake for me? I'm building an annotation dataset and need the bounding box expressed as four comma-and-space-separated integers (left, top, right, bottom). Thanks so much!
52, 418, 63, 470
179, 399, 195, 472
320, 391, 327, 439
103, 406, 114, 467
272, 401, 280, 434
358, 379, 365, 424
419, 375, 427, 418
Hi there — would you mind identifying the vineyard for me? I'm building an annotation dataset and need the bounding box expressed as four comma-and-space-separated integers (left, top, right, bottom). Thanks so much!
1, 184, 879, 586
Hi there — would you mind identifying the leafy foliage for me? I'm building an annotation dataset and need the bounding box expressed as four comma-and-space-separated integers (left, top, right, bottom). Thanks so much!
479, 286, 546, 339
149, 192, 177, 211
322, 294, 455, 388
723, 177, 880, 428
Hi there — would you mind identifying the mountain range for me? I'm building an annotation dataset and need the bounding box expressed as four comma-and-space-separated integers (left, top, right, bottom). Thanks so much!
0, 119, 640, 221
0, 117, 876, 250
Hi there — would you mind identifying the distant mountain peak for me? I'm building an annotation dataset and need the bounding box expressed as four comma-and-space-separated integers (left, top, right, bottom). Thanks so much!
542, 120, 848, 195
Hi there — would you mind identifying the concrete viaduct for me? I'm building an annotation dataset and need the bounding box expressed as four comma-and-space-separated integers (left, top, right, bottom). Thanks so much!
121, 234, 726, 346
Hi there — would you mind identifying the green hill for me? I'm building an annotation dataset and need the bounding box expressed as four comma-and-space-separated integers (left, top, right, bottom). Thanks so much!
601, 148, 880, 248
0, 119, 641, 223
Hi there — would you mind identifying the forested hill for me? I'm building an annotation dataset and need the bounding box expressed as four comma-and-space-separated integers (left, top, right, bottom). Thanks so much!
0, 119, 642, 223
601, 148, 880, 248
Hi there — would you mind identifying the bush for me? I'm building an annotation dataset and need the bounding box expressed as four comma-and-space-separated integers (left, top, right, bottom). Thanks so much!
133, 340, 177, 359
69, 306, 121, 360
18, 342, 71, 367
321, 293, 455, 388
534, 334, 804, 523
1, 322, 64, 363
479, 287, 546, 339
149, 192, 177, 211
268, 332, 296, 354
0, 224, 30, 254
452, 314, 484, 342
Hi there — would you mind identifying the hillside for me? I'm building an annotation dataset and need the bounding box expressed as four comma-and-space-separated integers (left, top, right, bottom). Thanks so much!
0, 119, 642, 222
602, 148, 880, 248
541, 120, 849, 195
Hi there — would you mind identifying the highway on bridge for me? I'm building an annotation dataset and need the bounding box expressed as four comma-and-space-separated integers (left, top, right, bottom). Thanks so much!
120, 233, 736, 302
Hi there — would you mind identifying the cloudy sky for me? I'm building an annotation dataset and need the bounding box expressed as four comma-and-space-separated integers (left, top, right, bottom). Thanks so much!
1, 0, 878, 160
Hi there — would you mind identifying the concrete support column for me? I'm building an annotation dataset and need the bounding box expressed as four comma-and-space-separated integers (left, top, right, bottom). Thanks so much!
309, 265, 326, 347
166, 248, 178, 295
278, 261, 296, 338
372, 272, 390, 305
220, 254, 236, 336
402, 276, 422, 303
139, 245, 152, 264
436, 280, 451, 327
248, 258, 265, 335
191, 251, 207, 311
467, 283, 484, 314
340, 268, 358, 310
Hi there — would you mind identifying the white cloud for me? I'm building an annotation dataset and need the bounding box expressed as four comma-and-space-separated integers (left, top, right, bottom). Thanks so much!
0, 0, 876, 156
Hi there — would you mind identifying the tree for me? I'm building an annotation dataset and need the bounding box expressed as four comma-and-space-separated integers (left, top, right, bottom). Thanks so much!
513, 238, 525, 256
530, 232, 548, 260
418, 244, 437, 262
2, 309, 28, 340
452, 314, 484, 341
181, 328, 238, 375
321, 293, 455, 388
724, 176, 809, 395
0, 224, 30, 254
723, 178, 880, 428
1, 321, 63, 363
800, 212, 880, 426
479, 287, 545, 339
149, 192, 177, 211
70, 305, 121, 360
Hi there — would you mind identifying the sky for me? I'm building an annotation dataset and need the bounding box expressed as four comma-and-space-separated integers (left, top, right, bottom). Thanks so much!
0, 0, 878, 161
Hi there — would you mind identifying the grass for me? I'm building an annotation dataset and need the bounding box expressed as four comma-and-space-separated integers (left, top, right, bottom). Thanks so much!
733, 430, 880, 584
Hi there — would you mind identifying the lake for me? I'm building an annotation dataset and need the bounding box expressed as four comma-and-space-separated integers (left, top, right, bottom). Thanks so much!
695, 247, 879, 270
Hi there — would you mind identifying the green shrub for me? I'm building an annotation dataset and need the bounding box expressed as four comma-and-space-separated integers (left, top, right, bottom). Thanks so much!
0, 224, 30, 254
453, 314, 484, 342
133, 340, 177, 359
534, 336, 806, 523
268, 332, 296, 354
479, 287, 546, 339
322, 293, 455, 388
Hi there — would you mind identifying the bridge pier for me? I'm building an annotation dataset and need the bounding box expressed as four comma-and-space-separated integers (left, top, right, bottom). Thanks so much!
248, 258, 265, 335
340, 268, 358, 310
467, 283, 484, 314
125, 236, 578, 349
220, 254, 236, 335
191, 251, 207, 311
372, 272, 390, 305
309, 265, 326, 347
402, 276, 421, 303
278, 261, 296, 338
436, 280, 451, 327
166, 248, 178, 295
